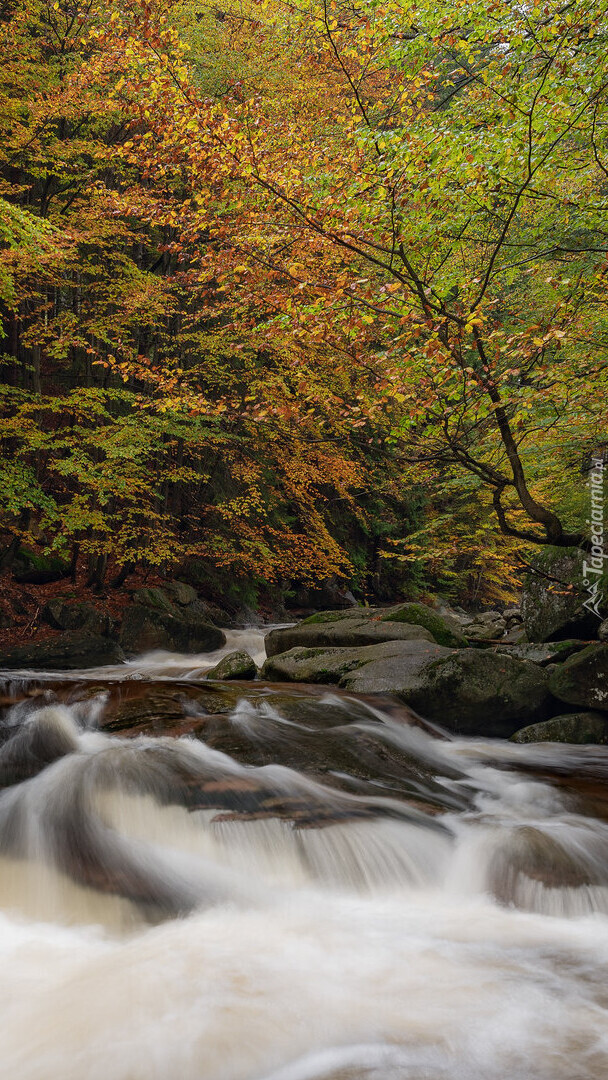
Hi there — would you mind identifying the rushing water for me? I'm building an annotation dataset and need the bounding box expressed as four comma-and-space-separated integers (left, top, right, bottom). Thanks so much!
2, 630, 608, 1079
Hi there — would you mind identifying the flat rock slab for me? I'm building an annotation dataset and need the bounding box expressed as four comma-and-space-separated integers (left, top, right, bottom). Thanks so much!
262, 639, 451, 688
265, 619, 434, 656
265, 602, 467, 657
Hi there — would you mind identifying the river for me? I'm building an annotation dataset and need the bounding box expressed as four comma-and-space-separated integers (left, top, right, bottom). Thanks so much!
1, 627, 608, 1080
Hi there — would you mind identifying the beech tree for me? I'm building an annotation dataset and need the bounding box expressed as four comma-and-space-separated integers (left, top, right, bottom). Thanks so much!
123, 0, 606, 556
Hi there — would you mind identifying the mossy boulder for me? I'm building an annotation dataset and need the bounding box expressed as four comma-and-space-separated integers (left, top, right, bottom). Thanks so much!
207, 650, 257, 680
494, 640, 587, 667
380, 603, 468, 648
360, 648, 551, 737
264, 614, 434, 657
547, 644, 608, 710
262, 639, 451, 687
12, 548, 70, 585
41, 599, 114, 637
510, 712, 608, 744
160, 581, 199, 607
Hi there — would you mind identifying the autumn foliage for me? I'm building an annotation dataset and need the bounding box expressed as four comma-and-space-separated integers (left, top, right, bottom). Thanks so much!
0, 0, 606, 602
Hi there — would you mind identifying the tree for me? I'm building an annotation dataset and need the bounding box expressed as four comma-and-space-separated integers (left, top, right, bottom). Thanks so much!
124, 0, 606, 561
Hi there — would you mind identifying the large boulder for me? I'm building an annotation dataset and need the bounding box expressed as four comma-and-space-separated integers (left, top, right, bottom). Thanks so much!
346, 648, 551, 737
265, 603, 466, 656
0, 633, 125, 670
265, 614, 435, 656
510, 712, 608, 745
521, 547, 604, 642
379, 603, 468, 648
207, 650, 257, 680
262, 640, 550, 736
262, 639, 451, 688
41, 598, 114, 637
119, 602, 225, 657
547, 644, 608, 710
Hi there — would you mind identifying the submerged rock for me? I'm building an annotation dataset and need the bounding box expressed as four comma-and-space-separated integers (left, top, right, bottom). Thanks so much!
0, 633, 125, 670
548, 644, 608, 710
510, 712, 608, 744
207, 650, 257, 680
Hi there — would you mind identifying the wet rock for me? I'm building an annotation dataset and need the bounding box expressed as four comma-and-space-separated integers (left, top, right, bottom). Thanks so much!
41, 598, 114, 637
119, 603, 225, 657
207, 650, 258, 680
265, 615, 434, 656
345, 647, 551, 737
494, 640, 588, 667
548, 644, 608, 710
263, 639, 452, 688
0, 633, 125, 670
521, 547, 603, 642
263, 640, 549, 736
510, 712, 608, 744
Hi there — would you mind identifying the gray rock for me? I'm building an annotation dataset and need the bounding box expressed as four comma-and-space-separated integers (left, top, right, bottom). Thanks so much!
374, 648, 551, 737
207, 650, 257, 680
262, 639, 451, 688
159, 581, 199, 607
131, 587, 176, 614
494, 640, 588, 667
548, 644, 608, 710
263, 640, 550, 737
599, 619, 608, 642
521, 547, 603, 642
463, 615, 507, 642
510, 712, 608, 744
41, 599, 114, 637
379, 603, 468, 648
265, 617, 434, 656
500, 626, 527, 645
119, 604, 225, 657
1, 634, 125, 670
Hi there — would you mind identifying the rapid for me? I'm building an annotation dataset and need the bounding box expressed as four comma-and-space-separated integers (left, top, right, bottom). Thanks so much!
1, 628, 608, 1080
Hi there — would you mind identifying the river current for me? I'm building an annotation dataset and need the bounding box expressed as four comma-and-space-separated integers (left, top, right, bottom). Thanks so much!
1, 628, 608, 1080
